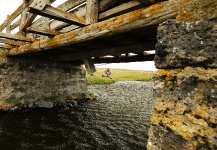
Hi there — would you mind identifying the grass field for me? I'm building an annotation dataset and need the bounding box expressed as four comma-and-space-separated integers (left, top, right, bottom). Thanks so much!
86, 68, 155, 85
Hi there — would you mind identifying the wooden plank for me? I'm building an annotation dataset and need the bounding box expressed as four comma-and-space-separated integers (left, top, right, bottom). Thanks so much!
10, 0, 57, 30
59, 25, 79, 33
8, 1, 179, 55
29, 5, 86, 26
137, 0, 164, 7
93, 54, 155, 64
26, 26, 59, 36
10, 19, 21, 31
0, 33, 36, 42
99, 0, 127, 12
55, 0, 85, 11
93, 54, 155, 63
99, 1, 141, 20
50, 5, 86, 31
51, 42, 156, 61
0, 38, 27, 46
31, 0, 85, 27
22, 0, 85, 32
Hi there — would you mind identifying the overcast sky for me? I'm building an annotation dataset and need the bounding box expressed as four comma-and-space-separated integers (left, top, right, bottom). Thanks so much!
0, 0, 22, 24
0, 0, 157, 71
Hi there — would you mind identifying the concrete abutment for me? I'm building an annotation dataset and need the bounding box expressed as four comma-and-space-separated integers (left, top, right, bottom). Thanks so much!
0, 58, 87, 111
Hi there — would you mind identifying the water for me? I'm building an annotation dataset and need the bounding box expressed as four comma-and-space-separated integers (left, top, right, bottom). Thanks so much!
0, 81, 153, 150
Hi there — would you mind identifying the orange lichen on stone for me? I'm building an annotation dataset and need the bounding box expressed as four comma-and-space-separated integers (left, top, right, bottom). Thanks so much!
157, 69, 170, 77
150, 109, 164, 126
159, 113, 216, 141
157, 69, 178, 86
176, 0, 217, 22
154, 97, 175, 111
175, 102, 187, 115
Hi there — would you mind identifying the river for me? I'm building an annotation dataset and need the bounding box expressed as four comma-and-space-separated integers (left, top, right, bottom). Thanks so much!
0, 81, 153, 150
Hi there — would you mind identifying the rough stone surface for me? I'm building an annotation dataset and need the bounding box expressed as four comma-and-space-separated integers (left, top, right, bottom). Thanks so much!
155, 18, 217, 69
148, 67, 217, 149
0, 58, 87, 111
176, 0, 217, 22
148, 19, 217, 150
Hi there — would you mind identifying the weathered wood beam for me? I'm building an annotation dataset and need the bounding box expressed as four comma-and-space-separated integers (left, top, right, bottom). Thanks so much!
10, 19, 21, 31
93, 54, 155, 63
51, 42, 155, 61
137, 0, 164, 7
99, 1, 141, 20
19, 0, 29, 35
31, 0, 86, 27
26, 26, 59, 37
59, 25, 79, 33
0, 33, 36, 42
29, 5, 86, 26
56, 0, 86, 12
0, 44, 14, 50
8, 1, 179, 55
40, 0, 52, 40
19, 14, 38, 32
99, 0, 128, 12
0, 38, 27, 46
10, 0, 85, 31
50, 5, 86, 31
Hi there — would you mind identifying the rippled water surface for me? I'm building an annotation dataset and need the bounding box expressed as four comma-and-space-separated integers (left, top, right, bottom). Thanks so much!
0, 81, 153, 150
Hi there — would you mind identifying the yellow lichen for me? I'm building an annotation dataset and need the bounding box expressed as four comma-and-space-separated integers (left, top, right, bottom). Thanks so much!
176, 0, 217, 22
157, 69, 170, 77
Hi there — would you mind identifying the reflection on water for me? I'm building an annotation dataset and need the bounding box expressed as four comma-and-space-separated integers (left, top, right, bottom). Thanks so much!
0, 82, 153, 150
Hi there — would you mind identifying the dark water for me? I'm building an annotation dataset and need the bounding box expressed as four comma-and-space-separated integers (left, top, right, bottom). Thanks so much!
0, 82, 153, 150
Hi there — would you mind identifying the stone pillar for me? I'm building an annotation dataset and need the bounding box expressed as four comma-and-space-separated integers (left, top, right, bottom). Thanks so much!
0, 58, 87, 110
147, 18, 217, 149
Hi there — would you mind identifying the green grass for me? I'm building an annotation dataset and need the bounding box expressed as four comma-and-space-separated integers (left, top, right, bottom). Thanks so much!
86, 68, 155, 85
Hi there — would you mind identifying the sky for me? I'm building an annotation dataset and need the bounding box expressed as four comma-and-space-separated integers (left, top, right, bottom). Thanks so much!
0, 0, 157, 71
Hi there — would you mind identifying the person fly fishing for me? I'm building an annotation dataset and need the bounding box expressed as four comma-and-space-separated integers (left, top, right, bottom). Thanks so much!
102, 68, 114, 82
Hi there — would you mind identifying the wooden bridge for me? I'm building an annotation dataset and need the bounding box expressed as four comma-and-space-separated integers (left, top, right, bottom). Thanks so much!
0, 0, 180, 73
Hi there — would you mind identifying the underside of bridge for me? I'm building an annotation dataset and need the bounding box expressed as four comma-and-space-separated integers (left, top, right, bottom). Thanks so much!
0, 0, 164, 69
0, 0, 217, 149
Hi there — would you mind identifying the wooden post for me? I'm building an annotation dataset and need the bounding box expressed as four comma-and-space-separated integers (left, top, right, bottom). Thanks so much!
83, 58, 96, 75
86, 0, 99, 24
41, 0, 52, 40
6, 16, 11, 33
19, 0, 29, 35
84, 0, 99, 74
